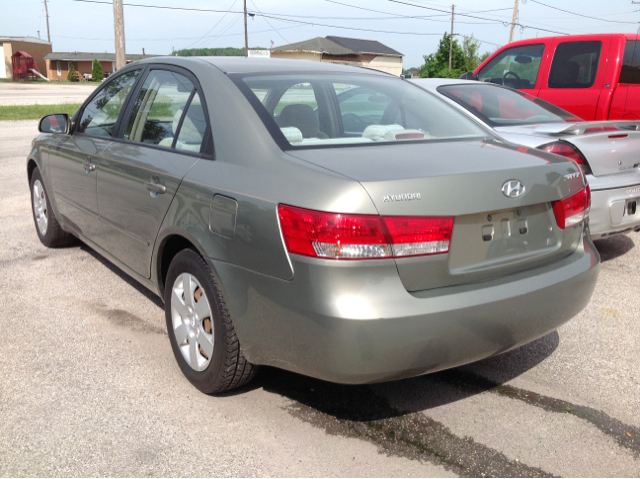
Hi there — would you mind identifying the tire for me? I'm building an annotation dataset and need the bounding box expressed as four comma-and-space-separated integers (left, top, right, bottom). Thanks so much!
164, 249, 257, 394
30, 167, 75, 248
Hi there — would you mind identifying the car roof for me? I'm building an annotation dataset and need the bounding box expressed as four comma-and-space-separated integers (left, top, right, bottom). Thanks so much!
152, 56, 394, 76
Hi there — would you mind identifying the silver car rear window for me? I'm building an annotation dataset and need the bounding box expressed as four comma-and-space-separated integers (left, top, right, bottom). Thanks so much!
231, 73, 489, 150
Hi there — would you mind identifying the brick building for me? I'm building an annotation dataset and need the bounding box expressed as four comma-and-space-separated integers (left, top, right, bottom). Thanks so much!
1, 36, 52, 79
44, 52, 156, 80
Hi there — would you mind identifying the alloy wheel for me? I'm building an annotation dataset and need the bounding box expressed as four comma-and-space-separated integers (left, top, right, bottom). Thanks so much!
170, 273, 214, 372
32, 179, 48, 236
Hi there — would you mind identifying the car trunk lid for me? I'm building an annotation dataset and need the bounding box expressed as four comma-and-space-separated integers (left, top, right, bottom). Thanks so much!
495, 121, 640, 177
287, 139, 587, 291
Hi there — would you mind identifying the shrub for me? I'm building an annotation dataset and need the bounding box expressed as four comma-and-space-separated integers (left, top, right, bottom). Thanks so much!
67, 64, 78, 82
91, 59, 104, 82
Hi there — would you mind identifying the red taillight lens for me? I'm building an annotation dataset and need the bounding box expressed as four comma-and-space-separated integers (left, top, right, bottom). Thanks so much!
552, 185, 591, 229
383, 216, 453, 257
539, 141, 586, 165
277, 205, 454, 259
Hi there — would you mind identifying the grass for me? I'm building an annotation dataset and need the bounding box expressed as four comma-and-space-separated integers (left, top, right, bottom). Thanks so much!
0, 103, 81, 121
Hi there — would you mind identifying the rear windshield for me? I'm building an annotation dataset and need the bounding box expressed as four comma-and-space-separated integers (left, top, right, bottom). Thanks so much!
438, 83, 582, 127
230, 73, 489, 149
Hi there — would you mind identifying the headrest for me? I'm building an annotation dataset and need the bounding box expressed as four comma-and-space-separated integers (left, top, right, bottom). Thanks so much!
278, 104, 319, 139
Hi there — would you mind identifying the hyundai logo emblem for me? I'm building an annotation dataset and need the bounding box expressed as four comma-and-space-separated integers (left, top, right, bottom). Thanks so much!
502, 180, 525, 198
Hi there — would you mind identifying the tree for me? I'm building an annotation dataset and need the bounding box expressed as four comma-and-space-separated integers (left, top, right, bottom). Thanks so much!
67, 64, 78, 82
92, 59, 104, 82
420, 33, 490, 79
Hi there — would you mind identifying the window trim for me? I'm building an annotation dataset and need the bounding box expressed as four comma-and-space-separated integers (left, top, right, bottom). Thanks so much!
113, 63, 215, 160
547, 40, 602, 90
477, 43, 546, 89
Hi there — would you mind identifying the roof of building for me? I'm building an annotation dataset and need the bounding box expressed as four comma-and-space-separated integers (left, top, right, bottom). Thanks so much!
271, 36, 403, 57
44, 52, 157, 62
0, 36, 51, 45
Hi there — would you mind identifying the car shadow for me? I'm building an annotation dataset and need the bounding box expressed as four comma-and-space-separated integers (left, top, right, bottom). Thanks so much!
593, 234, 636, 262
79, 243, 165, 309
227, 331, 559, 421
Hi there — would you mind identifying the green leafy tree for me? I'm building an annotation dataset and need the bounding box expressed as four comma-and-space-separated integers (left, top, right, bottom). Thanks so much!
91, 59, 104, 82
67, 64, 78, 82
172, 46, 267, 57
420, 33, 490, 79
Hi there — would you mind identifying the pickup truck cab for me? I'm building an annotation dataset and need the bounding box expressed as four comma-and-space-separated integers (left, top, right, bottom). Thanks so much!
473, 34, 640, 121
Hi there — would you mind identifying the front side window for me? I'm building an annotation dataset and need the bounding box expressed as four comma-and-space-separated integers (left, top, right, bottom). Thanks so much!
620, 41, 640, 84
124, 70, 196, 148
439, 84, 582, 127
235, 73, 488, 149
477, 44, 545, 89
548, 41, 602, 89
77, 70, 140, 137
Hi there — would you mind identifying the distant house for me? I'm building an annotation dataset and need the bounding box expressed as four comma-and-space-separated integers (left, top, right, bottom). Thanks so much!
1, 36, 52, 79
44, 52, 157, 80
271, 36, 403, 76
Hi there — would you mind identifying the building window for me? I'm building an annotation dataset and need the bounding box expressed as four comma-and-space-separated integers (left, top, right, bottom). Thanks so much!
112, 62, 116, 72
56, 61, 61, 76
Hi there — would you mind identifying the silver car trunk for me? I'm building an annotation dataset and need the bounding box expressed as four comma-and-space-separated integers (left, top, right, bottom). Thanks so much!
495, 121, 640, 178
288, 139, 586, 291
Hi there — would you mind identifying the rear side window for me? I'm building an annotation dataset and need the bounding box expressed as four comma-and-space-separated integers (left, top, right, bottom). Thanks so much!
620, 41, 640, 84
77, 70, 140, 137
477, 44, 545, 89
548, 41, 601, 89
124, 70, 196, 148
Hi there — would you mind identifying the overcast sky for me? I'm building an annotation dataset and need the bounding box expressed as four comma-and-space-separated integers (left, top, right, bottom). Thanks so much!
2, 0, 639, 68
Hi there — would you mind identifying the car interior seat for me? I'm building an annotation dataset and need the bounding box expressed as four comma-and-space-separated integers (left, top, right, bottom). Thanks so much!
277, 104, 328, 139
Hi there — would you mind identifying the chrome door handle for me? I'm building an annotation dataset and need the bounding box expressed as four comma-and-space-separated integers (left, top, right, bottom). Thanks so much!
82, 158, 96, 173
145, 180, 166, 195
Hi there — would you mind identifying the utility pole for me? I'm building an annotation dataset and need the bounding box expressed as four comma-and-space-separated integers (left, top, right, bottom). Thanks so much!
244, 0, 249, 57
43, 0, 51, 43
448, 4, 454, 70
113, 0, 126, 70
509, 0, 520, 44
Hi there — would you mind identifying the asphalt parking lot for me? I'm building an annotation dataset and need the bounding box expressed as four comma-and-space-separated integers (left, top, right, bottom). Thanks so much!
0, 120, 639, 476
0, 82, 97, 106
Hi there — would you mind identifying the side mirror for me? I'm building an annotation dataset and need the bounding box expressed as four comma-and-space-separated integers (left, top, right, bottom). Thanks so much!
39, 114, 70, 134
459, 72, 478, 81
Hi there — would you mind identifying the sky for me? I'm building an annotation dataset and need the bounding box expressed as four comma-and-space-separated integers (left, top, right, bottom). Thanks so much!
2, 0, 639, 69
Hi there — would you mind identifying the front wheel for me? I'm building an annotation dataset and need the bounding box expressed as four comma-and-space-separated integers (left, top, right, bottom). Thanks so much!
30, 167, 75, 248
164, 249, 257, 394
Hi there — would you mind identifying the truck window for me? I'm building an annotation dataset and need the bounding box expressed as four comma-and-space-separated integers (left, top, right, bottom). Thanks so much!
477, 44, 544, 90
620, 41, 640, 84
548, 41, 601, 89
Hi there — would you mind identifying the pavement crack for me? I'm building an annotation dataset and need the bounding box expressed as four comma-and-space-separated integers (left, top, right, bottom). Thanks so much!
257, 369, 555, 478
442, 370, 640, 458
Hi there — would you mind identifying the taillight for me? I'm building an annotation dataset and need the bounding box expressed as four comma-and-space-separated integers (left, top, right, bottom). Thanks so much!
584, 126, 618, 133
538, 141, 591, 175
277, 205, 453, 260
552, 185, 591, 229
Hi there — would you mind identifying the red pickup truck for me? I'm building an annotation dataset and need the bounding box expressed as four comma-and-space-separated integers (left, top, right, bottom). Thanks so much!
473, 34, 640, 121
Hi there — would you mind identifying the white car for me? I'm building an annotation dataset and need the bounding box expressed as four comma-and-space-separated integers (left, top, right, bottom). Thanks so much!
412, 78, 640, 240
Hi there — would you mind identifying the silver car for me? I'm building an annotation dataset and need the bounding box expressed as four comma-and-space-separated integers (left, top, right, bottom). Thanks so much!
413, 78, 640, 240
28, 57, 598, 393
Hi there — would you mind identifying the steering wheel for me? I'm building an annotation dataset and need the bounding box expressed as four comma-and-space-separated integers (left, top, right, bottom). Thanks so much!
503, 71, 521, 86
342, 113, 367, 132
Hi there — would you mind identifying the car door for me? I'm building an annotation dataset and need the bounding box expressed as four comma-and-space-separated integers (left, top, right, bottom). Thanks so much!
47, 69, 141, 238
94, 66, 212, 278
476, 43, 547, 96
617, 38, 640, 120
538, 38, 610, 121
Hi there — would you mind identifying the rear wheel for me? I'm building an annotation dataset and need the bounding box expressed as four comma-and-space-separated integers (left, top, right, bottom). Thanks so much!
30, 167, 75, 248
164, 249, 257, 393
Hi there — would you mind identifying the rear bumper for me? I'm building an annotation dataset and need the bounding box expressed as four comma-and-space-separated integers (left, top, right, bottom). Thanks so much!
209, 236, 599, 385
588, 176, 640, 239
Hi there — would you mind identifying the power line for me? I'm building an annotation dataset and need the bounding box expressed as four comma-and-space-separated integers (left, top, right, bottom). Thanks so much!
250, 0, 290, 45
529, 0, 640, 24
184, 0, 239, 49
385, 0, 570, 35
